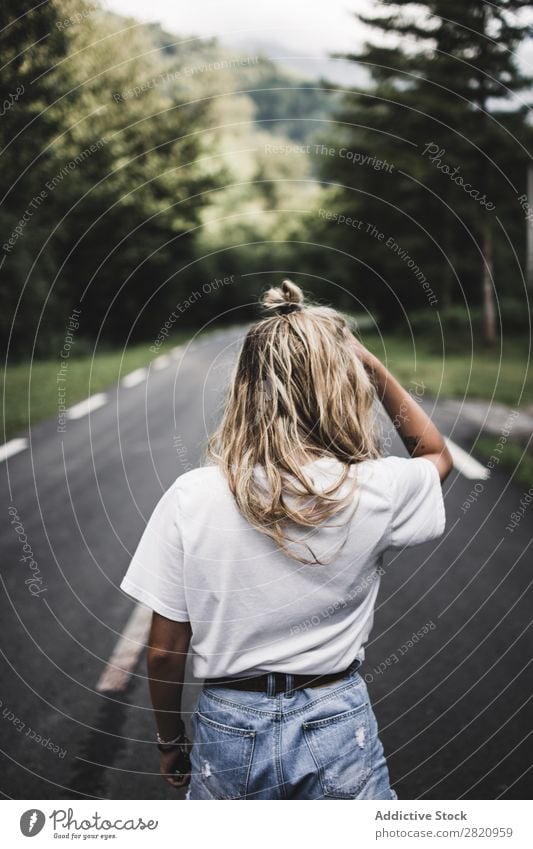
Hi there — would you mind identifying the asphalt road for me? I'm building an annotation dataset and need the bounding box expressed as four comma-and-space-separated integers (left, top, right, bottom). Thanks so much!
0, 328, 531, 800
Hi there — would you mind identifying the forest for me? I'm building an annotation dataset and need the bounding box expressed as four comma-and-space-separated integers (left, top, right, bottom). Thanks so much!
1, 0, 532, 362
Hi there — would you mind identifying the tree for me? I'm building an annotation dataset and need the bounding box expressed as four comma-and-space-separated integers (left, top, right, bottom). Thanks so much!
0, 0, 69, 357
0, 0, 220, 358
320, 0, 532, 343
49, 0, 218, 346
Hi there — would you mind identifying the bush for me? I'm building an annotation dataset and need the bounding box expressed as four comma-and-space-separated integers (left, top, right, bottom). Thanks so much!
407, 297, 530, 351
497, 296, 532, 333
406, 305, 482, 353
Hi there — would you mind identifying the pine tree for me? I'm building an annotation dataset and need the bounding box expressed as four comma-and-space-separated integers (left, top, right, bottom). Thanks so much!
320, 0, 532, 343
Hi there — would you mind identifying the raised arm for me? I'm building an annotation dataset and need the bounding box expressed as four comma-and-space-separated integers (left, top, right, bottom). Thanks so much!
348, 332, 453, 482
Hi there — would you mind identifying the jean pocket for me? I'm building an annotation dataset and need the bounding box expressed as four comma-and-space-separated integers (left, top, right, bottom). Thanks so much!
303, 703, 372, 799
193, 712, 256, 800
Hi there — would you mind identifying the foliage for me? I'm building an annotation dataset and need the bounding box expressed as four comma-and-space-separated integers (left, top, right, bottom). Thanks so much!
0, 0, 219, 358
317, 0, 533, 340
2, 0, 531, 361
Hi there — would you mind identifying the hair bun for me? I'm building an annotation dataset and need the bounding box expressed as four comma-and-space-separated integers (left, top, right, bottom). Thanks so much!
262, 279, 304, 315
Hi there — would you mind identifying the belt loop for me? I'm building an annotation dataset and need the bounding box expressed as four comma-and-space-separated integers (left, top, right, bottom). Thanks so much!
266, 672, 276, 698
285, 673, 294, 699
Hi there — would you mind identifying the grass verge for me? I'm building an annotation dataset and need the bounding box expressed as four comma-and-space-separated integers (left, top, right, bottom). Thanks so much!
362, 333, 531, 407
474, 437, 533, 488
2, 330, 531, 448
2, 332, 195, 441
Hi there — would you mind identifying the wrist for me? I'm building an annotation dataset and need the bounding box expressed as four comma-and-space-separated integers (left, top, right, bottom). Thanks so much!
366, 356, 388, 386
365, 354, 382, 373
157, 730, 186, 753
158, 739, 185, 753
156, 717, 185, 749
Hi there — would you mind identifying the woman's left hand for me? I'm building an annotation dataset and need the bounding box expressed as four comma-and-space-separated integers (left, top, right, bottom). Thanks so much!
344, 326, 381, 373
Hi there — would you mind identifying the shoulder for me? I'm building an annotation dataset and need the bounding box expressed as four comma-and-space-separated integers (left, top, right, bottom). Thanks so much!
152, 466, 227, 525
369, 453, 437, 475
375, 455, 443, 517
353, 454, 401, 483
174, 464, 222, 487
170, 464, 226, 501
356, 454, 440, 496
378, 454, 440, 481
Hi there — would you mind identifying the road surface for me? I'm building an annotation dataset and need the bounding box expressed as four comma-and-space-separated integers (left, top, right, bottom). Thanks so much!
0, 328, 531, 799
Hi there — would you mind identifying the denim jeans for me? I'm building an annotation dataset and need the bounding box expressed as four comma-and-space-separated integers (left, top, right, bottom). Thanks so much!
187, 668, 397, 800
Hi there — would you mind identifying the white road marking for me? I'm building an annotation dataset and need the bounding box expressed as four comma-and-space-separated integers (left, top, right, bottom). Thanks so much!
152, 354, 171, 370
0, 438, 28, 462
66, 393, 108, 420
96, 603, 152, 693
121, 368, 148, 388
444, 437, 490, 480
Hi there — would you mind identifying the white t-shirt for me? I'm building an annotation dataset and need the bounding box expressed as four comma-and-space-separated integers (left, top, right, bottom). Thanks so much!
120, 455, 445, 679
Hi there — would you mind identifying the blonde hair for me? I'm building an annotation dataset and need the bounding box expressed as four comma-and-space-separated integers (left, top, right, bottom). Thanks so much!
207, 279, 381, 563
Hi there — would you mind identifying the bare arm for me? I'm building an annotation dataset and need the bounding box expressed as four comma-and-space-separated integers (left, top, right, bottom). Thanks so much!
147, 613, 192, 788
348, 333, 453, 482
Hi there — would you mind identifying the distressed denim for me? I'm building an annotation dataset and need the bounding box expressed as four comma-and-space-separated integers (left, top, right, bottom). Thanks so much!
187, 669, 397, 800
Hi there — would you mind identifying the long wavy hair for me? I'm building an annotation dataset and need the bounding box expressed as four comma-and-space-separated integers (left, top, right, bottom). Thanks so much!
207, 279, 381, 563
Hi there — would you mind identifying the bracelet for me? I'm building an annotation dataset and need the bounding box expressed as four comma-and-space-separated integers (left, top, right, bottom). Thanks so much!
157, 731, 183, 744
157, 741, 184, 753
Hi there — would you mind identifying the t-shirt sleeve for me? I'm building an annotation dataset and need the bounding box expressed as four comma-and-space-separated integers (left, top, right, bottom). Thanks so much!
120, 482, 189, 621
383, 455, 446, 549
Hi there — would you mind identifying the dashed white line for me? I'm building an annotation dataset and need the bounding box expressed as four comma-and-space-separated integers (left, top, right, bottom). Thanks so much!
121, 368, 148, 388
96, 603, 152, 693
66, 393, 108, 420
0, 438, 28, 462
444, 437, 490, 480
152, 354, 171, 370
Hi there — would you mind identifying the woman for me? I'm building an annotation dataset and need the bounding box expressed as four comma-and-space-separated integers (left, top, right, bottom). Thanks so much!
120, 279, 452, 800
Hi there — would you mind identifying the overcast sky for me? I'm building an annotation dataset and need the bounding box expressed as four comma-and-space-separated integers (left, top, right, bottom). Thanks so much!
104, 0, 533, 86
104, 0, 378, 83
105, 0, 370, 52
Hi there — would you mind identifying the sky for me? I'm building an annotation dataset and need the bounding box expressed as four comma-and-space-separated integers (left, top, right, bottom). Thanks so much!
104, 0, 375, 83
105, 0, 370, 52
104, 0, 533, 87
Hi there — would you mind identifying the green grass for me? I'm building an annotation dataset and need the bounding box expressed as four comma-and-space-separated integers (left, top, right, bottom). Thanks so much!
2, 331, 195, 441
361, 333, 531, 407
3, 328, 531, 444
361, 331, 533, 487
474, 437, 533, 488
